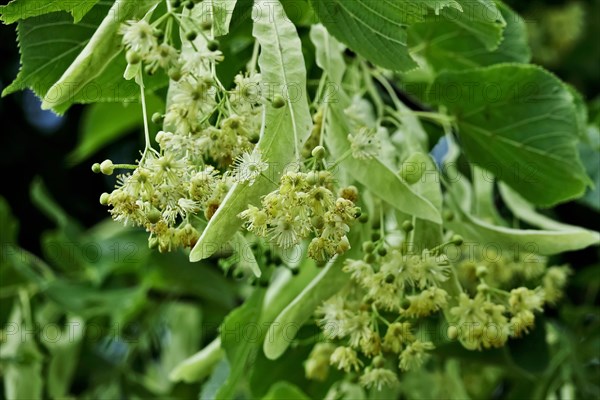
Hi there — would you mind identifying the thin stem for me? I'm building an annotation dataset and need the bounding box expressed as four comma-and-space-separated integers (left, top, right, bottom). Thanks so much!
138, 71, 152, 150
248, 40, 260, 76
327, 148, 352, 171
319, 102, 328, 147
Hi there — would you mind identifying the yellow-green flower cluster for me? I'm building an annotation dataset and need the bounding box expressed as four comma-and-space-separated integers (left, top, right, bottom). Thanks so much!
99, 13, 266, 253
239, 170, 360, 262
304, 244, 456, 391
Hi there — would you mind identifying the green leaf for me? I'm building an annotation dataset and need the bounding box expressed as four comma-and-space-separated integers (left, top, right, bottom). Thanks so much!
216, 256, 327, 398
169, 338, 224, 383
45, 316, 85, 399
308, 0, 504, 72
0, 303, 44, 400
409, 2, 529, 72
210, 0, 238, 36
190, 0, 312, 262
40, 0, 160, 111
262, 382, 310, 400
217, 288, 266, 399
327, 101, 442, 223
0, 196, 19, 249
577, 126, 600, 210
67, 94, 164, 164
3, 0, 167, 114
430, 0, 505, 50
0, 0, 99, 24
308, 0, 418, 71
429, 64, 591, 206
309, 23, 346, 86
263, 257, 348, 360
498, 183, 588, 231
229, 232, 262, 277
445, 189, 600, 256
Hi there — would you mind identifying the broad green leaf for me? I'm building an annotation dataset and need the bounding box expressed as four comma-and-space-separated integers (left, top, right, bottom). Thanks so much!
217, 288, 266, 399
169, 338, 224, 383
308, 0, 503, 72
410, 2, 529, 72
309, 20, 441, 223
498, 183, 589, 231
40, 0, 160, 111
429, 0, 505, 50
577, 126, 600, 210
67, 94, 164, 164
308, 0, 418, 71
263, 257, 348, 360
446, 190, 600, 256
230, 232, 262, 277
429, 64, 591, 206
190, 0, 312, 261
262, 382, 310, 400
0, 0, 99, 23
3, 0, 167, 114
216, 259, 326, 398
309, 23, 346, 86
327, 101, 442, 223
210, 0, 238, 36
0, 303, 44, 400
46, 317, 85, 399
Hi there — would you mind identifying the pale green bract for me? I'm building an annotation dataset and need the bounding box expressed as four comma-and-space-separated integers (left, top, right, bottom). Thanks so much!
189, 0, 312, 262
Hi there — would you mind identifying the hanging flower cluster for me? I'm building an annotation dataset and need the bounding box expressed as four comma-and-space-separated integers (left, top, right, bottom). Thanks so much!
94, 7, 267, 253
306, 234, 571, 389
305, 240, 453, 390
239, 165, 361, 263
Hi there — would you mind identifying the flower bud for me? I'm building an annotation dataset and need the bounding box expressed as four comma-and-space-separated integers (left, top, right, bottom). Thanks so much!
447, 326, 459, 340
399, 152, 428, 184
358, 213, 369, 223
451, 234, 464, 246
311, 145, 326, 159
476, 265, 488, 278
377, 247, 387, 257
402, 220, 414, 232
126, 51, 141, 65
373, 355, 385, 368
207, 39, 220, 51
272, 94, 286, 109
99, 193, 110, 205
169, 67, 182, 82
147, 209, 162, 224
200, 19, 212, 30
186, 30, 198, 41
92, 163, 101, 173
151, 112, 163, 125
362, 241, 375, 253
184, 0, 195, 9
100, 160, 114, 175
443, 209, 454, 221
